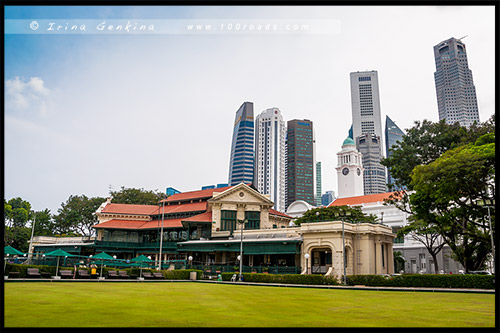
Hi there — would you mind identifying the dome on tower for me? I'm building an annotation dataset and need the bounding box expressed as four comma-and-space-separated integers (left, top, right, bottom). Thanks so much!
342, 137, 355, 146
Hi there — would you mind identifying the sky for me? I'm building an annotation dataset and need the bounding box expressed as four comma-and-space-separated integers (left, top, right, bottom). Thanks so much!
4, 5, 496, 214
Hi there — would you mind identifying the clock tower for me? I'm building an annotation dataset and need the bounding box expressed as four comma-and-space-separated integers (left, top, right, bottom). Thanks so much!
336, 137, 364, 198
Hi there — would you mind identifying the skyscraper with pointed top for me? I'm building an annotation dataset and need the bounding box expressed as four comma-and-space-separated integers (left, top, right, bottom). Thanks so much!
228, 102, 255, 186
384, 115, 405, 187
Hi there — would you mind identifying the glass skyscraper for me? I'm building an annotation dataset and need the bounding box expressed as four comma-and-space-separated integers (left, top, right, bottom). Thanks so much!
384, 116, 405, 187
285, 119, 315, 209
433, 37, 480, 127
228, 102, 255, 186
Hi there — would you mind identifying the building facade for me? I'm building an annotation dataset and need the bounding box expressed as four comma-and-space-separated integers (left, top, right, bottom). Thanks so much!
316, 161, 322, 206
321, 191, 335, 207
228, 102, 255, 186
336, 137, 364, 198
433, 37, 480, 128
384, 115, 405, 187
286, 119, 315, 209
254, 107, 286, 212
356, 134, 387, 195
329, 192, 463, 274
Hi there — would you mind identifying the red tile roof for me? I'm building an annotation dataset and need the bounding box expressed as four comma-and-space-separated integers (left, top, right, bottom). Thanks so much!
154, 202, 208, 215
182, 211, 213, 223
269, 208, 292, 219
328, 192, 400, 207
93, 220, 148, 229
162, 185, 235, 202
138, 218, 184, 229
101, 203, 158, 215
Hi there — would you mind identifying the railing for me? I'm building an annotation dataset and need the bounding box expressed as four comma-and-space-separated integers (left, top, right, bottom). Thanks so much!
189, 264, 300, 275
94, 240, 177, 250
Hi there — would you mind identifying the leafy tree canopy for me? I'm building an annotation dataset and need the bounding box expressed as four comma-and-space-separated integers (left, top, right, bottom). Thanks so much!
54, 195, 106, 237
293, 205, 378, 225
110, 186, 167, 205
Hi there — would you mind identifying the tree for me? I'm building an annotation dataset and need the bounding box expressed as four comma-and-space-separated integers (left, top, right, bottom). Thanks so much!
53, 195, 107, 237
381, 116, 495, 273
4, 197, 32, 247
410, 132, 495, 272
33, 209, 56, 236
110, 187, 167, 205
293, 205, 378, 225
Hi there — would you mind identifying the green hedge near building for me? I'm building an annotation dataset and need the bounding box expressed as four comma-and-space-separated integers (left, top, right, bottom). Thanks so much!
346, 274, 495, 289
221, 272, 340, 285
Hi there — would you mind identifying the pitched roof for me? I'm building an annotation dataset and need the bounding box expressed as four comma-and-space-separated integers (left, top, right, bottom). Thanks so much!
93, 220, 148, 229
162, 185, 235, 203
269, 208, 293, 219
100, 203, 158, 215
138, 218, 184, 229
154, 202, 208, 215
181, 211, 213, 223
328, 192, 400, 207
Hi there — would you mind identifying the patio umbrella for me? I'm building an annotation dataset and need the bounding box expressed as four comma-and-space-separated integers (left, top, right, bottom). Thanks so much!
44, 249, 74, 277
4, 245, 25, 271
131, 254, 154, 278
91, 252, 114, 278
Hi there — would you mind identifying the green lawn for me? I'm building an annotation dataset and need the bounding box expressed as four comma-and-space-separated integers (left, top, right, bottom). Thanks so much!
4, 282, 495, 327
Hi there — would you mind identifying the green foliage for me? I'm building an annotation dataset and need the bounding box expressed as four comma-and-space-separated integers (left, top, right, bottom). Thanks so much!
220, 272, 340, 285
293, 205, 378, 225
110, 186, 167, 205
4, 197, 32, 248
33, 209, 56, 236
54, 195, 106, 237
346, 274, 495, 290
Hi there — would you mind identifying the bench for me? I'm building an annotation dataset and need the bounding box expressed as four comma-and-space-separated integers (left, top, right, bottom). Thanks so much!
27, 268, 41, 278
60, 270, 73, 278
78, 270, 90, 278
142, 272, 154, 279
107, 270, 119, 279
8, 271, 20, 279
119, 271, 129, 279
153, 272, 164, 279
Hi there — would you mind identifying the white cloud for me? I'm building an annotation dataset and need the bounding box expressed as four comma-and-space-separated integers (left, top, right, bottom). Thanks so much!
5, 76, 52, 116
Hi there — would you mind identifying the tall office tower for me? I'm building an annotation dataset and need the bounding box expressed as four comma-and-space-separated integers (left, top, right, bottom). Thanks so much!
254, 108, 286, 212
321, 190, 335, 207
433, 37, 480, 127
336, 137, 364, 198
350, 70, 386, 195
315, 162, 322, 206
384, 116, 405, 187
285, 119, 315, 209
228, 102, 255, 186
356, 134, 387, 195
350, 71, 383, 147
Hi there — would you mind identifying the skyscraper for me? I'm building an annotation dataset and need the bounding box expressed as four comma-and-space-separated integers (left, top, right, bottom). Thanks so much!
228, 102, 255, 186
433, 37, 480, 127
316, 161, 322, 206
356, 134, 386, 195
384, 115, 405, 187
350, 70, 386, 195
285, 119, 315, 209
350, 71, 383, 146
254, 107, 286, 212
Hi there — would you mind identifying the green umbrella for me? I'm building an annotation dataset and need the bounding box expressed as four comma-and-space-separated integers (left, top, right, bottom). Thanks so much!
4, 245, 26, 272
45, 249, 74, 277
4, 245, 25, 256
131, 255, 154, 278
90, 252, 115, 278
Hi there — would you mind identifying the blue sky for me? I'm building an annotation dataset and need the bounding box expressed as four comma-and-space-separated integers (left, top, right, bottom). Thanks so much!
4, 5, 496, 214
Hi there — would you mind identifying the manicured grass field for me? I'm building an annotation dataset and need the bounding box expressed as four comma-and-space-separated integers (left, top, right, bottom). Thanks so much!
4, 282, 495, 327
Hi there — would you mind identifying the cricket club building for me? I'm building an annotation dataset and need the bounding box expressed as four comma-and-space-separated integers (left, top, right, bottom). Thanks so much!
89, 183, 395, 278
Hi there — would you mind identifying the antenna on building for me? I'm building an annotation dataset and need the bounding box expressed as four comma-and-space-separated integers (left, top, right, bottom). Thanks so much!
458, 35, 468, 41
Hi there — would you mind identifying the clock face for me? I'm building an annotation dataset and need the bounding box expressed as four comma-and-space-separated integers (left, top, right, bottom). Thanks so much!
357, 168, 361, 176
342, 167, 349, 176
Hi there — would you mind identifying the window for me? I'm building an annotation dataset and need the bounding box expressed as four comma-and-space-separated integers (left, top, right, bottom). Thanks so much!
245, 211, 260, 230
221, 210, 237, 232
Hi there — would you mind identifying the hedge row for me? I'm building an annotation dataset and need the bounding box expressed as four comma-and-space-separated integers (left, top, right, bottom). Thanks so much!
220, 272, 339, 285
346, 274, 495, 289
5, 263, 202, 280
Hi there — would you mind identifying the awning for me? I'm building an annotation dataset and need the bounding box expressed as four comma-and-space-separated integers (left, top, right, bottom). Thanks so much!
176, 239, 301, 254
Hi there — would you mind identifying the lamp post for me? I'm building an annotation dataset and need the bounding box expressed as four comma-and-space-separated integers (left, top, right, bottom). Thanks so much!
477, 199, 495, 273
27, 211, 36, 265
304, 253, 310, 274
237, 219, 246, 281
188, 255, 193, 270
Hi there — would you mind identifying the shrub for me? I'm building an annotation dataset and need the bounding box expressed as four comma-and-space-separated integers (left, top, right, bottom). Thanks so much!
220, 272, 340, 285
346, 274, 495, 289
